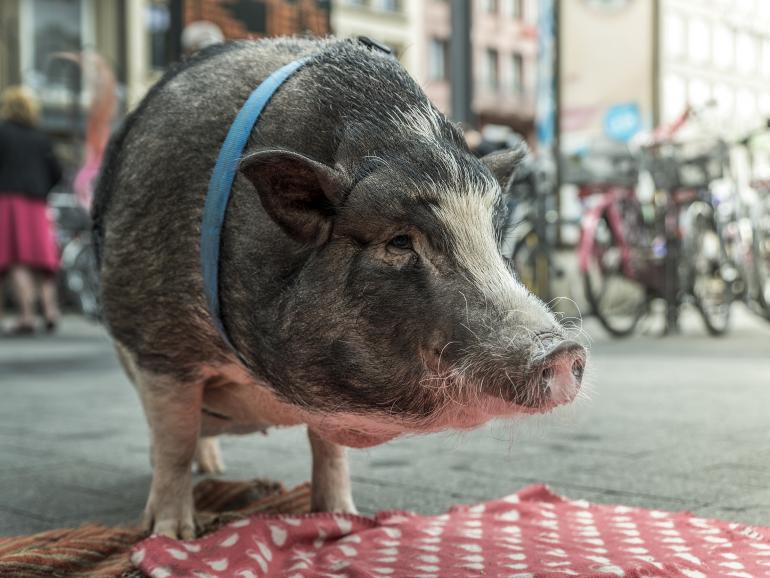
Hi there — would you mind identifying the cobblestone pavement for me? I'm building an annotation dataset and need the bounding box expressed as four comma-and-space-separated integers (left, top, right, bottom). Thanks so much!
1, 305, 769, 535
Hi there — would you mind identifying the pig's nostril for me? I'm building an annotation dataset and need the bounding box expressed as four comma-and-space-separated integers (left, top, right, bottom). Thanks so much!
572, 358, 585, 382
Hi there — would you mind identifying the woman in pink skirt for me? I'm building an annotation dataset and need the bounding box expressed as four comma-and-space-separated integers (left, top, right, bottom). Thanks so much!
0, 87, 63, 335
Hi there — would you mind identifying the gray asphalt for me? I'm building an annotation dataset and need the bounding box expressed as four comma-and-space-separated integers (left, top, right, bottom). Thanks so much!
1, 305, 769, 536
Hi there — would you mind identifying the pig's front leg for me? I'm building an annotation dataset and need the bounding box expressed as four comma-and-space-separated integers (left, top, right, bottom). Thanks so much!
138, 373, 202, 539
308, 428, 357, 514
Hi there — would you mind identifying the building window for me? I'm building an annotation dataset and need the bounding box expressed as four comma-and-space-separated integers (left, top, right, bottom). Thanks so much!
375, 0, 401, 11
687, 18, 710, 65
147, 0, 171, 70
664, 13, 685, 60
483, 0, 498, 14
503, 0, 524, 18
344, 0, 368, 6
762, 40, 770, 78
511, 52, 523, 92
226, 0, 269, 34
663, 74, 686, 123
19, 0, 95, 105
735, 0, 755, 13
736, 32, 758, 75
713, 24, 734, 70
429, 38, 449, 82
484, 48, 499, 90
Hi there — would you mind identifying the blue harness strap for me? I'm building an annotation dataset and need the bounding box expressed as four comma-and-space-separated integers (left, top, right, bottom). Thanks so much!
201, 56, 311, 348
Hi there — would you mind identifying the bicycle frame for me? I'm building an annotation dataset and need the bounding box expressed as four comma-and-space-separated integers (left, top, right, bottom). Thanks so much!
578, 185, 636, 279
578, 104, 699, 283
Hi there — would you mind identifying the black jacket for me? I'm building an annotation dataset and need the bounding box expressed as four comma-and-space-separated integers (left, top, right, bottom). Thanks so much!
0, 120, 63, 201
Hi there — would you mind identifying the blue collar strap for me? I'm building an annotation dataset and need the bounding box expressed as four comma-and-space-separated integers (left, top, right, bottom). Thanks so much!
201, 56, 312, 350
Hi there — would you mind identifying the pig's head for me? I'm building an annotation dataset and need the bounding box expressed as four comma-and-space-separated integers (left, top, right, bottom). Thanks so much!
237, 105, 585, 447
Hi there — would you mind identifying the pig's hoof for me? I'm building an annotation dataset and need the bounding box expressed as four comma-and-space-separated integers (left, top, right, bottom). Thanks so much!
142, 488, 197, 539
194, 436, 225, 475
154, 518, 196, 540
143, 509, 196, 539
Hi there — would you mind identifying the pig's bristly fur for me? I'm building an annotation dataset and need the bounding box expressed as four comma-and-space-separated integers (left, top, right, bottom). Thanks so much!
95, 36, 569, 431
94, 36, 584, 538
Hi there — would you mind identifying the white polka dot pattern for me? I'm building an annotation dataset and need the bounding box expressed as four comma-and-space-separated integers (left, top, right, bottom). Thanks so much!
131, 484, 770, 577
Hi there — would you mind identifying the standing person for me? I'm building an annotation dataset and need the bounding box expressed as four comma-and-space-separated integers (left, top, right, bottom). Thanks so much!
0, 86, 63, 335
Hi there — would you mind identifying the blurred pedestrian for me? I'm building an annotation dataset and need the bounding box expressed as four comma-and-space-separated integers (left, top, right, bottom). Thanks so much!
0, 86, 63, 335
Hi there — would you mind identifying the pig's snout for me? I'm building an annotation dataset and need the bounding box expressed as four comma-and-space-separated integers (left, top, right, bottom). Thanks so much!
533, 339, 586, 406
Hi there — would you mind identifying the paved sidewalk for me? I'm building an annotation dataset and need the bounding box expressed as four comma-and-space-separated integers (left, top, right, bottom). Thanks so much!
1, 306, 769, 535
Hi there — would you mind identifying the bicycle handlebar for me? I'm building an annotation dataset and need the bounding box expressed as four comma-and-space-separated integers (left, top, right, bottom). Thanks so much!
643, 100, 719, 147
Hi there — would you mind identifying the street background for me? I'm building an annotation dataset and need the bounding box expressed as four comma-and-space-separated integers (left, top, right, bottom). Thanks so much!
1, 0, 770, 536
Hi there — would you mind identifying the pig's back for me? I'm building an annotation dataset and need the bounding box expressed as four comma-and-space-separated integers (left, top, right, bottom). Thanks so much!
94, 37, 335, 376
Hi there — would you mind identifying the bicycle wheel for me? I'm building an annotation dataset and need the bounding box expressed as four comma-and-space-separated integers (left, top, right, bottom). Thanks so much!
64, 238, 101, 320
512, 227, 557, 300
752, 210, 770, 320
688, 214, 732, 336
512, 227, 539, 295
583, 214, 648, 337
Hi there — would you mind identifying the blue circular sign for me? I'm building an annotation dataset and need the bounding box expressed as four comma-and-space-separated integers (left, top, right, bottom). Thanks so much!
603, 103, 643, 142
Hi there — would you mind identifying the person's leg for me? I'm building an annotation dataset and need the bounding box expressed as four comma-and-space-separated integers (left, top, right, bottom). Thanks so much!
39, 272, 60, 329
9, 265, 37, 329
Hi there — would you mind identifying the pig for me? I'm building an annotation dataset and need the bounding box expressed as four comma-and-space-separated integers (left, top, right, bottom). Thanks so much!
92, 37, 586, 539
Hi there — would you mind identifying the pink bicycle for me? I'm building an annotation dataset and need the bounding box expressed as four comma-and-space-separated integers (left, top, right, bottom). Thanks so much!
575, 108, 734, 337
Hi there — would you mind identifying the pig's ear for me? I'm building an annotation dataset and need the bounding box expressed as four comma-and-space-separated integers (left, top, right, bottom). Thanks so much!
480, 139, 529, 193
240, 149, 349, 244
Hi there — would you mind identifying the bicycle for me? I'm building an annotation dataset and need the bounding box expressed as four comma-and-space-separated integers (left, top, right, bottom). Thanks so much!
575, 107, 734, 337
568, 143, 649, 337
721, 120, 770, 321
49, 191, 101, 320
648, 139, 734, 336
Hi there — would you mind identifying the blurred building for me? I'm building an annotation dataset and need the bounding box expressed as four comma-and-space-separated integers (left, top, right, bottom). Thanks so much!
557, 0, 658, 244
331, 0, 539, 136
559, 0, 770, 152
557, 0, 770, 244
184, 0, 329, 42
0, 0, 330, 163
417, 0, 539, 134
0, 0, 132, 137
330, 0, 420, 73
415, 0, 452, 115
470, 0, 538, 134
559, 0, 657, 155
660, 0, 770, 134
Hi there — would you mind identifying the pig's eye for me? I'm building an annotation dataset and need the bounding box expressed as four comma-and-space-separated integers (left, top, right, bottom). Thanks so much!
388, 234, 413, 251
